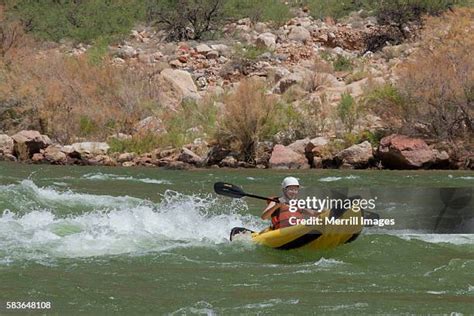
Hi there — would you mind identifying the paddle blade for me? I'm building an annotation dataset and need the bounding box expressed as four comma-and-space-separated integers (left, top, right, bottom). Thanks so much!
214, 182, 246, 198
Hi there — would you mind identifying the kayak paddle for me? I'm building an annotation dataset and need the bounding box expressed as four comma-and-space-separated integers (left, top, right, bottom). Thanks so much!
214, 182, 279, 202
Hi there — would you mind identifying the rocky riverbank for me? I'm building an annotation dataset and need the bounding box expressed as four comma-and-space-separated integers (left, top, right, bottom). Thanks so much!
1, 8, 472, 171
0, 130, 471, 170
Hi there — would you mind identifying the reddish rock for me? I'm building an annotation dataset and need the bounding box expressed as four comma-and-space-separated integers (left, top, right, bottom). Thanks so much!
269, 144, 310, 169
378, 134, 446, 169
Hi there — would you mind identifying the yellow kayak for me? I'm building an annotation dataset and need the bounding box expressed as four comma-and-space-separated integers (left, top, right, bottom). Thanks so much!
231, 208, 363, 250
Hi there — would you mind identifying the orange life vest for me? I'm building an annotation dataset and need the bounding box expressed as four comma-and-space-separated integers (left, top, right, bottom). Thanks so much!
267, 196, 304, 229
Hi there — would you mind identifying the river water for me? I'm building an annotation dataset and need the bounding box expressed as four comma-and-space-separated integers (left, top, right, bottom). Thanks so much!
0, 161, 473, 314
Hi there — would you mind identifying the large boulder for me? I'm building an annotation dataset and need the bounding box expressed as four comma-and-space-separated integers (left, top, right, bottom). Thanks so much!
43, 145, 67, 164
11, 130, 51, 159
269, 144, 310, 169
304, 136, 330, 168
205, 145, 231, 166
378, 134, 447, 169
158, 69, 200, 108
288, 26, 311, 43
71, 142, 110, 157
160, 69, 200, 100
335, 141, 373, 168
178, 147, 203, 165
0, 134, 14, 155
256, 32, 277, 50
287, 138, 310, 155
305, 137, 330, 155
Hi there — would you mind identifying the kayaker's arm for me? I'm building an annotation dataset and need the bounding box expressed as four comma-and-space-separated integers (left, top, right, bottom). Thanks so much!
261, 201, 279, 219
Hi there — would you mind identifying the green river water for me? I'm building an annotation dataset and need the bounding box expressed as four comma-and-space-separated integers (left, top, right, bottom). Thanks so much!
0, 161, 473, 315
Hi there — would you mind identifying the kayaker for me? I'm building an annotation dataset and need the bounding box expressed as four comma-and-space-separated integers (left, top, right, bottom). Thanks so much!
261, 177, 318, 229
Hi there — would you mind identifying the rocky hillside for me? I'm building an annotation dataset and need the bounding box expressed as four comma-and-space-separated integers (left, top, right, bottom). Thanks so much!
0, 5, 472, 170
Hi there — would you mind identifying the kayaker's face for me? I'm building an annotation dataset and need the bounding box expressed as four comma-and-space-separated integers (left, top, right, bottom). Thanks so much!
284, 185, 299, 200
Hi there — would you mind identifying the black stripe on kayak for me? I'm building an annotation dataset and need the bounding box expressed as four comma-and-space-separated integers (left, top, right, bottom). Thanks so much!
276, 230, 322, 250
344, 233, 360, 244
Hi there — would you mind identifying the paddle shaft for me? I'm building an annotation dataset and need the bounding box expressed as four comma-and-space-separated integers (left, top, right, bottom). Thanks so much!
243, 193, 279, 203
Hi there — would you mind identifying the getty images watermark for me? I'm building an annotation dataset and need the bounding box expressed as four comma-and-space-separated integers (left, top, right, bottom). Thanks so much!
287, 196, 395, 227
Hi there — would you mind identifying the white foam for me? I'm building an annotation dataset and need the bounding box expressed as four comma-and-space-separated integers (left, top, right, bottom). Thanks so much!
82, 172, 171, 185
319, 175, 359, 182
0, 182, 263, 262
314, 257, 345, 267
448, 175, 474, 180
238, 299, 299, 309
321, 303, 368, 311
427, 291, 447, 295
0, 179, 142, 211
170, 301, 217, 316
396, 233, 474, 245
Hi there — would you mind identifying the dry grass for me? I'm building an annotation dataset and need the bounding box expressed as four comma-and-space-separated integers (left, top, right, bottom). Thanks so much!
218, 79, 282, 162
1, 47, 162, 143
397, 8, 473, 140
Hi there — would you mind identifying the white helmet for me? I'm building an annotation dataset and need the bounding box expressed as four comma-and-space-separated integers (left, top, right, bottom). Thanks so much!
281, 177, 299, 189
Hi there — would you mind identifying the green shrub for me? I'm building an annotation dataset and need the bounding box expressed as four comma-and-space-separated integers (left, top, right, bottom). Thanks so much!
337, 92, 358, 133
86, 37, 110, 65
363, 83, 410, 127
224, 0, 292, 25
79, 116, 98, 137
158, 98, 218, 148
233, 44, 270, 60
304, 0, 377, 20
108, 133, 161, 154
333, 55, 353, 71
7, 0, 144, 43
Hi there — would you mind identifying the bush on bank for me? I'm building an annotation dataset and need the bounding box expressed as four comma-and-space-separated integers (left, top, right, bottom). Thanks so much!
6, 0, 470, 44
